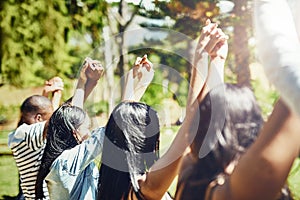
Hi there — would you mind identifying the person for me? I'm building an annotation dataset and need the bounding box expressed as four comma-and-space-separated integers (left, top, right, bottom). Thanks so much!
254, 0, 300, 116
35, 55, 154, 200
17, 76, 64, 127
174, 19, 300, 200
8, 57, 103, 200
96, 20, 229, 200
174, 84, 268, 200
11, 76, 64, 200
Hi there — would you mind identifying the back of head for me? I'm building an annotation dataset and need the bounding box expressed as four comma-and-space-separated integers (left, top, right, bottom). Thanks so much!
98, 101, 160, 200
35, 103, 86, 199
176, 83, 264, 200
18, 95, 53, 126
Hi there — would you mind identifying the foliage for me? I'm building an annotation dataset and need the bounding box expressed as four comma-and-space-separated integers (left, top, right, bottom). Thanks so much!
0, 0, 108, 87
251, 79, 279, 119
0, 104, 18, 125
0, 0, 72, 87
84, 100, 109, 117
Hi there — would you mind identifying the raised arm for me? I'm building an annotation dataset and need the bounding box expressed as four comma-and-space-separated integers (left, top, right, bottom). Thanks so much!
254, 0, 300, 116
71, 58, 104, 108
122, 55, 154, 102
83, 58, 104, 101
71, 61, 88, 108
137, 20, 227, 200
214, 99, 300, 200
42, 76, 64, 110
70, 57, 104, 108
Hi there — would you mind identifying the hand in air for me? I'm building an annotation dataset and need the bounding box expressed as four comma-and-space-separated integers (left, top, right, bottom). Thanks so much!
132, 54, 154, 86
43, 76, 64, 97
83, 57, 105, 82
195, 19, 229, 61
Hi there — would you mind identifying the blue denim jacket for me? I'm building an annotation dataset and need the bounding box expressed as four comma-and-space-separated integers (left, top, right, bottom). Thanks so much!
45, 127, 105, 200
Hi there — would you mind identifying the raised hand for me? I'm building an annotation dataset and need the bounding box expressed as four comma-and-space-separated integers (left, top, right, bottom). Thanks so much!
42, 76, 64, 97
133, 54, 154, 87
84, 57, 105, 83
122, 54, 154, 102
209, 28, 228, 60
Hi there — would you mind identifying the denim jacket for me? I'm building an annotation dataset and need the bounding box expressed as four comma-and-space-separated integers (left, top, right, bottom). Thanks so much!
45, 127, 105, 200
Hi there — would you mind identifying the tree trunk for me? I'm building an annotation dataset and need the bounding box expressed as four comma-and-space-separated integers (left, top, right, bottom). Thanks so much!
233, 0, 251, 88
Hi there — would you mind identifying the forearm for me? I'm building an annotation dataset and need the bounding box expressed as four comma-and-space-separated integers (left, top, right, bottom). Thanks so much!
71, 80, 85, 108
84, 79, 98, 101
140, 100, 199, 199
228, 99, 300, 200
122, 70, 135, 101
187, 52, 209, 106
254, 0, 300, 116
192, 56, 225, 117
51, 90, 62, 110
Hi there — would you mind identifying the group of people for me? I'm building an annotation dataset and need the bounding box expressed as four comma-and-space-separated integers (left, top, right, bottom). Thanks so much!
7, 0, 300, 199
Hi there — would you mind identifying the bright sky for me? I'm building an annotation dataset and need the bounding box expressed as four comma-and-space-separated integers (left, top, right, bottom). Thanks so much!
106, 0, 156, 10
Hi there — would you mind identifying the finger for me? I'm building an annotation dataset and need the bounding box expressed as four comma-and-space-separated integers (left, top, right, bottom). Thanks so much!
135, 57, 142, 66
205, 19, 211, 25
141, 54, 147, 63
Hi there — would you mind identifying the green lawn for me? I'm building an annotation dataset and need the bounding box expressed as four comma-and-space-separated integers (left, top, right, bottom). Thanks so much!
0, 130, 19, 199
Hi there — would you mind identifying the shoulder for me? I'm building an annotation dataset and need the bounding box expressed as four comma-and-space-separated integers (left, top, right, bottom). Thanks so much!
8, 121, 46, 147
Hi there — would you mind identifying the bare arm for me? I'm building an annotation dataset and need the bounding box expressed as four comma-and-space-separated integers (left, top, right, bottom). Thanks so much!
71, 61, 88, 108
137, 20, 227, 200
69, 58, 104, 107
84, 58, 104, 101
254, 0, 300, 116
42, 76, 64, 110
214, 99, 300, 200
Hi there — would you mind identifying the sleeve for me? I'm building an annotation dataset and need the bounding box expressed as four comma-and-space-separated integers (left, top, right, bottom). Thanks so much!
8, 121, 46, 150
254, 0, 300, 116
62, 127, 106, 173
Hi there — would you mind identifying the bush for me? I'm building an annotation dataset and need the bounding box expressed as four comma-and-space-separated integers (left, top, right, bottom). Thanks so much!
0, 105, 19, 125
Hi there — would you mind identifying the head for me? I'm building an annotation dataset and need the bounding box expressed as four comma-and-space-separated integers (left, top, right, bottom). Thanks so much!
98, 101, 160, 200
18, 95, 53, 126
176, 83, 264, 200
35, 103, 89, 199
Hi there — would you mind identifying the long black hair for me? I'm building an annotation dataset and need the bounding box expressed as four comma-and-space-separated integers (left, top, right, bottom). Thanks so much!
97, 102, 160, 200
35, 103, 87, 199
176, 84, 265, 200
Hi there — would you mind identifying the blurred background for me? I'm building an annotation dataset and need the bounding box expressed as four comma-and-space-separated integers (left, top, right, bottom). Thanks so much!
0, 0, 299, 199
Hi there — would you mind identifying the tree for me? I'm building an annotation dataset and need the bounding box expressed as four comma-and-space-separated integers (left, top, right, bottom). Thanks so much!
0, 0, 71, 87
128, 0, 220, 107
231, 0, 252, 87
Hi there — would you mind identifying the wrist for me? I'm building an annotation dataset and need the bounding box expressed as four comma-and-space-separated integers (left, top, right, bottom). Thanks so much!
86, 78, 98, 84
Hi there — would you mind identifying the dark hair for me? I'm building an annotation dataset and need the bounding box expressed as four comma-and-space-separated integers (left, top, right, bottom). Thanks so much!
18, 95, 53, 126
97, 102, 160, 200
35, 103, 86, 199
176, 84, 265, 200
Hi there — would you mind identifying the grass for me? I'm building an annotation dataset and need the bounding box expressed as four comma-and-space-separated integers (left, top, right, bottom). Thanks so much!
0, 156, 19, 199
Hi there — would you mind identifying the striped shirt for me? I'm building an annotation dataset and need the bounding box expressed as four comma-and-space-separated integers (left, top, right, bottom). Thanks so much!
8, 122, 49, 200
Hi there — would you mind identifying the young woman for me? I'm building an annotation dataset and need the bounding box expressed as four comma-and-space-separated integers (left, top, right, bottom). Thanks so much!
35, 58, 105, 200
96, 20, 229, 200
97, 101, 165, 200
175, 14, 300, 200
35, 55, 154, 200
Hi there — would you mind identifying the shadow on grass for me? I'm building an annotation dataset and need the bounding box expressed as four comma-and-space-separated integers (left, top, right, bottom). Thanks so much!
0, 195, 17, 200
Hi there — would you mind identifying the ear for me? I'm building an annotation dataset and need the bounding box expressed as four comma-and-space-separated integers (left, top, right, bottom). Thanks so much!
35, 113, 43, 122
